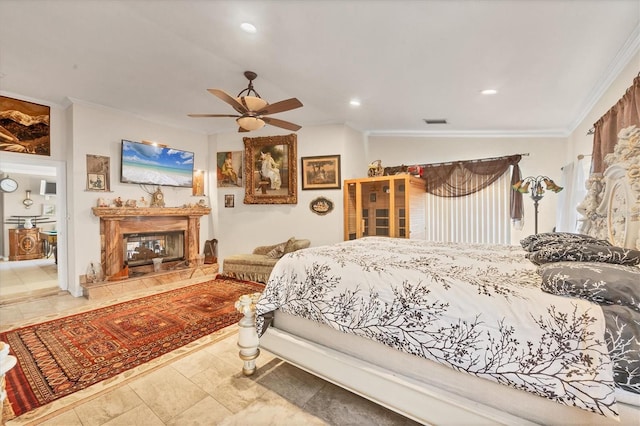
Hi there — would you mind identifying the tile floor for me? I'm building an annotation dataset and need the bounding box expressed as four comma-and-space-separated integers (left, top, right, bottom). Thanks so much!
0, 280, 420, 426
0, 258, 59, 303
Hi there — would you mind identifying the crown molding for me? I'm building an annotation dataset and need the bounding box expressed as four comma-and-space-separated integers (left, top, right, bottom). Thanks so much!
567, 23, 640, 134
365, 129, 569, 139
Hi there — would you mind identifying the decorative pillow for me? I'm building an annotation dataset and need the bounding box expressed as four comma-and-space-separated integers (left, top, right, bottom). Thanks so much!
265, 241, 288, 258
539, 262, 640, 312
528, 243, 640, 266
283, 237, 298, 255
520, 232, 611, 252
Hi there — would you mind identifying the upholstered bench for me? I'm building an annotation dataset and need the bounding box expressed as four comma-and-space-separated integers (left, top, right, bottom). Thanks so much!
222, 237, 311, 283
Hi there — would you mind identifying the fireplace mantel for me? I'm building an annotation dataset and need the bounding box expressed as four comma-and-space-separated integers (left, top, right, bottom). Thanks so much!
92, 206, 211, 218
92, 206, 211, 277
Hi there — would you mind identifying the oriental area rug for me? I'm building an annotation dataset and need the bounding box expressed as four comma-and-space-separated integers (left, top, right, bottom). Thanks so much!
1, 276, 264, 421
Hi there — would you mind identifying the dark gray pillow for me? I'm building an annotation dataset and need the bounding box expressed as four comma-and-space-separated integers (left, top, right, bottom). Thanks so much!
528, 243, 640, 266
539, 262, 640, 312
520, 232, 611, 252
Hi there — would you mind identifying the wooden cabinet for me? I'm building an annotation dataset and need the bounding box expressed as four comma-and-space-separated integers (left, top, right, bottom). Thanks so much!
344, 175, 426, 240
9, 227, 44, 261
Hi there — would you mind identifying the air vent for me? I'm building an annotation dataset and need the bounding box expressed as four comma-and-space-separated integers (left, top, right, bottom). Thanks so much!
423, 119, 448, 125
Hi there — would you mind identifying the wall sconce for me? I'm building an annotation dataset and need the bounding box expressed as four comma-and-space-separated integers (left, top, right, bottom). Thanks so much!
512, 175, 563, 234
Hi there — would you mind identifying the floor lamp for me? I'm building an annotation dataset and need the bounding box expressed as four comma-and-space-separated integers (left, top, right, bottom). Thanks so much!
512, 176, 563, 234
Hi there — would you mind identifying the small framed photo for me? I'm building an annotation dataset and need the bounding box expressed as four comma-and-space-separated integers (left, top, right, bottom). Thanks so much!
42, 204, 56, 216
87, 173, 106, 191
301, 155, 341, 190
224, 194, 235, 208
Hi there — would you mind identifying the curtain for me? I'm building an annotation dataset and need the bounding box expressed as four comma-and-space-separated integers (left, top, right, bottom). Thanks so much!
555, 159, 587, 233
419, 154, 523, 220
425, 172, 511, 244
591, 75, 640, 174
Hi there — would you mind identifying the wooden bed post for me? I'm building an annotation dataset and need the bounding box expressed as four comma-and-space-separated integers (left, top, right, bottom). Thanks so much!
235, 293, 262, 376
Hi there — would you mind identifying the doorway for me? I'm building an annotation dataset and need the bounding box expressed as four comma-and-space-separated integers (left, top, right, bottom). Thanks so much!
0, 157, 67, 303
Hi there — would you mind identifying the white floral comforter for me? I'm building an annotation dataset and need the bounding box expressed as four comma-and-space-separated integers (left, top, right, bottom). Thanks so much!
255, 237, 618, 418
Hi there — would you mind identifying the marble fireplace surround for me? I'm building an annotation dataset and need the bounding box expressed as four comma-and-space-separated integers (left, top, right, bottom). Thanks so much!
91, 206, 211, 277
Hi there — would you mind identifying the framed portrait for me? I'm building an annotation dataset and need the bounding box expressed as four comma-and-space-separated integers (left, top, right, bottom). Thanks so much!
243, 133, 297, 204
224, 194, 235, 208
301, 155, 341, 190
0, 95, 51, 156
217, 151, 243, 187
86, 154, 110, 191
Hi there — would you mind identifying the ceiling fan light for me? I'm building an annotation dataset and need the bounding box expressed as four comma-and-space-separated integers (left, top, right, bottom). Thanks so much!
237, 116, 265, 131
237, 95, 268, 111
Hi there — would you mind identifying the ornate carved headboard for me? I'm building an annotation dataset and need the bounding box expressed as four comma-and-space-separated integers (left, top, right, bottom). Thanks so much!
577, 125, 640, 249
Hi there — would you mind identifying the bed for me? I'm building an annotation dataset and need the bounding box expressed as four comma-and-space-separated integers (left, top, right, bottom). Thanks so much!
237, 126, 640, 425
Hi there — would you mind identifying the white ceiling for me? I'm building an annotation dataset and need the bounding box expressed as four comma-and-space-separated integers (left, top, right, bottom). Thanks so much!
0, 0, 638, 137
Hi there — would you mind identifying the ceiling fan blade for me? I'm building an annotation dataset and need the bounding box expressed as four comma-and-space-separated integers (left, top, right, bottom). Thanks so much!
188, 114, 240, 118
256, 98, 303, 115
262, 116, 302, 131
207, 89, 247, 114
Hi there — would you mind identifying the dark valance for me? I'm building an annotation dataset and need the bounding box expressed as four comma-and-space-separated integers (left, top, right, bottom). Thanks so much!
591, 75, 640, 174
420, 154, 521, 196
413, 154, 523, 221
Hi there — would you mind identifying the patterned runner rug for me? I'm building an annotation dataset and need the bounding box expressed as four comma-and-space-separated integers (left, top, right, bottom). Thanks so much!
1, 276, 264, 420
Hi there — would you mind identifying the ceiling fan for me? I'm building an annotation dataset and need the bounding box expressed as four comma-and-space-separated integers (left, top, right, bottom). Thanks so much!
189, 71, 303, 132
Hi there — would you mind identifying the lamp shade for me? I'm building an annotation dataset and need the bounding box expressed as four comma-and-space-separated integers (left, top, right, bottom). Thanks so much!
237, 96, 268, 111
237, 116, 265, 131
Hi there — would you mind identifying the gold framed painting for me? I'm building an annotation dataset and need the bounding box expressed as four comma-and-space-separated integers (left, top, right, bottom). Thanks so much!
243, 134, 297, 204
0, 95, 51, 156
301, 154, 341, 190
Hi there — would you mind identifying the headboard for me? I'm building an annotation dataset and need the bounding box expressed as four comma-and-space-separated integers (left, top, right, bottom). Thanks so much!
577, 125, 640, 249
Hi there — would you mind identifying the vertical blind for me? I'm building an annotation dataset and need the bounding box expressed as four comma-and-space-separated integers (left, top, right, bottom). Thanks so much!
425, 171, 511, 244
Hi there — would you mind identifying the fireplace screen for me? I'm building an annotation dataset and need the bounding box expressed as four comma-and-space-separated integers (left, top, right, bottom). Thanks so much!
124, 231, 184, 266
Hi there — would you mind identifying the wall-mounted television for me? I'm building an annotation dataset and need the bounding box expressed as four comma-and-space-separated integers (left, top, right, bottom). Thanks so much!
40, 179, 56, 196
120, 140, 194, 188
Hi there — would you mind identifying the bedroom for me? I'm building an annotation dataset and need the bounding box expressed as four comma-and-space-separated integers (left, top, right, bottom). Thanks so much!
0, 0, 639, 424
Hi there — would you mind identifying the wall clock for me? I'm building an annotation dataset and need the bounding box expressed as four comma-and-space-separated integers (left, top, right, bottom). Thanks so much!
0, 176, 18, 193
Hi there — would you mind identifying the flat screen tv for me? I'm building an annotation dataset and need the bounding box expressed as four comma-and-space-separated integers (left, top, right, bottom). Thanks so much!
120, 140, 194, 188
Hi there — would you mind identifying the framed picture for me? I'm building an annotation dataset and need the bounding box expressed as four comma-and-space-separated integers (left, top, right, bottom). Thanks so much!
243, 134, 297, 204
0, 96, 51, 156
301, 155, 341, 190
224, 194, 235, 208
86, 154, 110, 191
216, 151, 243, 187
42, 204, 56, 216
310, 196, 334, 216
87, 173, 106, 191
192, 169, 205, 196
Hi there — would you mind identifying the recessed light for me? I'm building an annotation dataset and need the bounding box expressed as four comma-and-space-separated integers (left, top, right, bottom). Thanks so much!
481, 89, 498, 95
240, 22, 257, 34
349, 99, 361, 107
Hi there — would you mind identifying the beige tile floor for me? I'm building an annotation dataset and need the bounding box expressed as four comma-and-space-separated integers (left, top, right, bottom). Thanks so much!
0, 279, 420, 426
0, 258, 60, 303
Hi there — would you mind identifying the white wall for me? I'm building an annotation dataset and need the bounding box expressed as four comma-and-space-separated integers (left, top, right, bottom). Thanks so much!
215, 124, 364, 264
66, 101, 210, 296
365, 135, 567, 245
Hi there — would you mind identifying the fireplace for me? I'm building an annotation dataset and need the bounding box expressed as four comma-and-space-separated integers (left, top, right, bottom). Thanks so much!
92, 207, 211, 277
124, 231, 185, 267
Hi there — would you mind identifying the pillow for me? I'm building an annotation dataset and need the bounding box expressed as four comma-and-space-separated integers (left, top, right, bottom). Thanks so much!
539, 262, 640, 312
283, 237, 298, 255
265, 241, 288, 258
520, 232, 611, 252
528, 243, 640, 266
